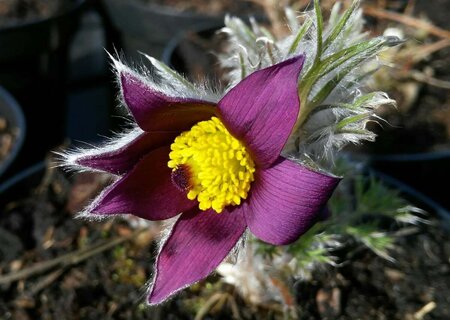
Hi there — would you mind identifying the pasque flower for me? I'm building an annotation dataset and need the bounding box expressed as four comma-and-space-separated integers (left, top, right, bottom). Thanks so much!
65, 54, 340, 304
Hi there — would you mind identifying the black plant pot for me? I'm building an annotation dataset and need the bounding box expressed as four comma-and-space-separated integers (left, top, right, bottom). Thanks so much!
347, 148, 450, 213
0, 87, 26, 179
367, 151, 450, 212
0, 1, 83, 60
101, 0, 223, 61
0, 162, 45, 204
162, 24, 230, 87
0, 0, 87, 175
368, 167, 450, 226
0, 161, 46, 254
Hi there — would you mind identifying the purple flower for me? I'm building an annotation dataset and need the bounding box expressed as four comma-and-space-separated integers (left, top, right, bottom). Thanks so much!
68, 55, 340, 304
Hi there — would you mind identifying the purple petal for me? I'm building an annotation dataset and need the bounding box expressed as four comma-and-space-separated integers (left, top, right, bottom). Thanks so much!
218, 56, 305, 168
148, 207, 246, 304
89, 146, 195, 220
76, 131, 178, 175
120, 72, 216, 132
244, 157, 340, 245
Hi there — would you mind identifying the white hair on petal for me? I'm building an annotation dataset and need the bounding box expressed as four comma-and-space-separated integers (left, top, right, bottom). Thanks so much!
56, 124, 143, 174
59, 51, 223, 176
142, 216, 179, 306
109, 52, 220, 104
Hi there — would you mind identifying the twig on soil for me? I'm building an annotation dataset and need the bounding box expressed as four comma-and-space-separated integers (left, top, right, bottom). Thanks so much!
404, 0, 416, 17
413, 301, 436, 320
398, 39, 450, 64
409, 70, 450, 89
23, 269, 64, 297
227, 294, 242, 320
0, 229, 145, 286
195, 293, 226, 320
194, 292, 243, 320
363, 6, 450, 39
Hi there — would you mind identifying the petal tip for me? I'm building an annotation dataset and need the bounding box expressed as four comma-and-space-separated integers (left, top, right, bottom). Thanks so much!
145, 276, 188, 306
146, 290, 165, 306
280, 54, 306, 69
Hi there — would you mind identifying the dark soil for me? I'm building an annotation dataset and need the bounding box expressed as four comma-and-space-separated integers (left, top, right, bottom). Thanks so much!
0, 116, 19, 166
0, 163, 449, 319
138, 0, 262, 16
296, 225, 450, 320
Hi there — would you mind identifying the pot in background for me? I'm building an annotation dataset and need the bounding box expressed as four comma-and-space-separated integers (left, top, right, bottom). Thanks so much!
0, 0, 86, 62
101, 0, 223, 61
367, 151, 450, 212
0, 87, 26, 179
162, 25, 225, 83
0, 0, 87, 173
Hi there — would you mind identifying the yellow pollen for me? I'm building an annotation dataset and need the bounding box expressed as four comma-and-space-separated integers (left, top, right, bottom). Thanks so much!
168, 117, 255, 213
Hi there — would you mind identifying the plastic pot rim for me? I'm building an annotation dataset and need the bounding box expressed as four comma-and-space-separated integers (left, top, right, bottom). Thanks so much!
0, 86, 26, 178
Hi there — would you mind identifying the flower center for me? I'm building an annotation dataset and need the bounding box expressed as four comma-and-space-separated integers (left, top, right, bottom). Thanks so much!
168, 117, 255, 213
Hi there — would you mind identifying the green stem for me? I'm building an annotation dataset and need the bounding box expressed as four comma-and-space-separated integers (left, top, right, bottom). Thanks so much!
313, 0, 324, 66
288, 18, 313, 54
323, 0, 360, 51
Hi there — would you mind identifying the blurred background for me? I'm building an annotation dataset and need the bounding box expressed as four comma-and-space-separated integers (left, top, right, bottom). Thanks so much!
0, 0, 449, 319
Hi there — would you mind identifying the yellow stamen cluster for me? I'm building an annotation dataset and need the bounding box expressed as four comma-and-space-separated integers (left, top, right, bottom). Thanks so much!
168, 117, 255, 213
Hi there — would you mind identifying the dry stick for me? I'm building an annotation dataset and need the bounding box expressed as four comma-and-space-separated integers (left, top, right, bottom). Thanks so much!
404, 0, 416, 17
399, 39, 450, 63
410, 70, 450, 89
227, 294, 242, 320
26, 269, 64, 297
414, 301, 437, 320
363, 6, 450, 39
0, 229, 144, 286
195, 293, 226, 320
